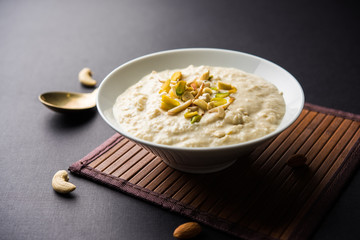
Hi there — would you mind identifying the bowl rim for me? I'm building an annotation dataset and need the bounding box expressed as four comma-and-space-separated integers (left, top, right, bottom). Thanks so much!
97, 48, 305, 152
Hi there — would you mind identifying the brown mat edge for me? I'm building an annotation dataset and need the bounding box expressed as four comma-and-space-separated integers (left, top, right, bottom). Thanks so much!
304, 102, 360, 121
68, 103, 360, 240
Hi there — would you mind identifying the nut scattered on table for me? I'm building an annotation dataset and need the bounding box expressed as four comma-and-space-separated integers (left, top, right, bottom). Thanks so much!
79, 67, 97, 87
287, 153, 307, 168
52, 170, 76, 194
173, 222, 202, 239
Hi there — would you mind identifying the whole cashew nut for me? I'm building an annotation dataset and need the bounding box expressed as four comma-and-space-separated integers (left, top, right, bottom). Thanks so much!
52, 170, 76, 194
78, 67, 97, 87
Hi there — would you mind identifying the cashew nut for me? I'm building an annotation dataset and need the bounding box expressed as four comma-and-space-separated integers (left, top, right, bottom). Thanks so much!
78, 68, 97, 87
52, 170, 76, 194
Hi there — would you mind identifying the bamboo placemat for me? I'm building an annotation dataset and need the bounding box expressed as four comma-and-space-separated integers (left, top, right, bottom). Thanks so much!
69, 103, 360, 240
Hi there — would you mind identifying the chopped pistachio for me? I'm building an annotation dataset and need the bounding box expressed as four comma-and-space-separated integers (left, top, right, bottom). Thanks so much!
210, 87, 219, 91
159, 79, 171, 93
175, 80, 187, 96
190, 114, 202, 124
160, 101, 173, 111
208, 97, 235, 113
199, 70, 210, 80
169, 86, 178, 99
171, 71, 182, 82
228, 86, 237, 93
210, 97, 227, 107
184, 111, 198, 118
217, 81, 233, 90
215, 92, 230, 98
160, 95, 180, 111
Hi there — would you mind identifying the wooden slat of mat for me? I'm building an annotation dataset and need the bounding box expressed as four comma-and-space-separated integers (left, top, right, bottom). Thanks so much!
153, 170, 183, 194
146, 167, 175, 191
70, 107, 360, 240
88, 137, 129, 168
95, 140, 135, 172
120, 153, 157, 181
111, 149, 149, 177
163, 175, 191, 197
103, 144, 142, 175
136, 162, 168, 188
188, 188, 210, 209
128, 156, 162, 184
172, 180, 199, 202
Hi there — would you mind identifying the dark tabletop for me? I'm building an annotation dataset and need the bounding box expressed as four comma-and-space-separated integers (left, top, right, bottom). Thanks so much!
1, 0, 359, 239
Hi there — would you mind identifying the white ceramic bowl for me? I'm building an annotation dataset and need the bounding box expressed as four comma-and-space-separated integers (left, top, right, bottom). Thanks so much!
97, 48, 304, 173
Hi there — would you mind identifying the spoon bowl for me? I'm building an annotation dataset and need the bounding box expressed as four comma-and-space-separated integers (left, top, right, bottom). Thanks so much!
39, 89, 98, 114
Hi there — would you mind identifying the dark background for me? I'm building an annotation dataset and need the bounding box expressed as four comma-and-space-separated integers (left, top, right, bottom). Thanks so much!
1, 0, 359, 239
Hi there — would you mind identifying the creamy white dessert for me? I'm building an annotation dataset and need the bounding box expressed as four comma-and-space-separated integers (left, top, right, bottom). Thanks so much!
113, 65, 285, 147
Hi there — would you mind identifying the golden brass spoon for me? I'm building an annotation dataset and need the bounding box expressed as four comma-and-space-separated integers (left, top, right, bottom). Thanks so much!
39, 88, 98, 114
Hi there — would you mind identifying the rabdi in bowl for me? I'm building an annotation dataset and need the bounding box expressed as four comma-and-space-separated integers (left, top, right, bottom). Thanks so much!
97, 49, 304, 173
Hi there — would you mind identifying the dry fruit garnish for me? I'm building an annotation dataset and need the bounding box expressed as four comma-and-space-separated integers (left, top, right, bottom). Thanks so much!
159, 79, 171, 93
217, 81, 232, 90
203, 87, 213, 94
181, 91, 195, 101
168, 100, 193, 115
210, 97, 227, 107
229, 86, 237, 93
215, 92, 230, 98
160, 95, 180, 110
175, 81, 187, 96
199, 70, 210, 80
191, 115, 202, 124
171, 71, 182, 82
184, 111, 198, 118
193, 99, 208, 111
158, 69, 236, 123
